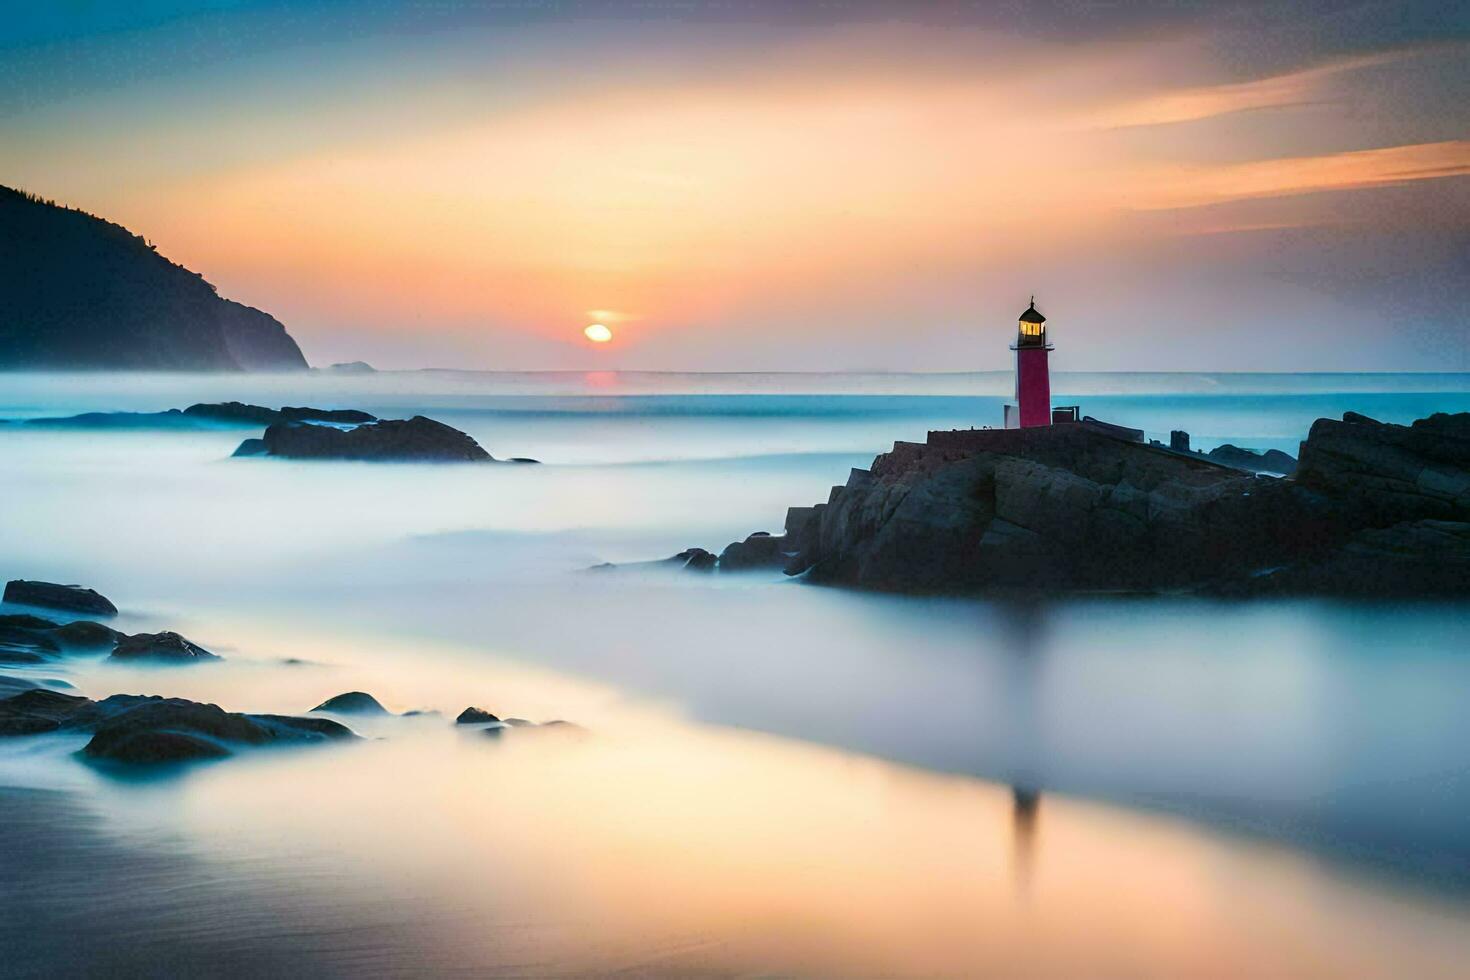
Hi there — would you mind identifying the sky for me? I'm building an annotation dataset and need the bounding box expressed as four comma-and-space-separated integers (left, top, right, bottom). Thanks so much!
2, 1, 1467, 371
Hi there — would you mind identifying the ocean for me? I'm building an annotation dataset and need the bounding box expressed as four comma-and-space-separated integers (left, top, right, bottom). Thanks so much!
2, 369, 1469, 977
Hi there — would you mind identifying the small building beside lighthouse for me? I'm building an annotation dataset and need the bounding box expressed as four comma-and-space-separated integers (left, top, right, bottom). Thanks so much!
1004, 298, 1059, 429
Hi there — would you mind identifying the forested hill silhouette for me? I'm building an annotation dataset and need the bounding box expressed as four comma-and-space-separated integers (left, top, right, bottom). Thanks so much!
0, 186, 307, 371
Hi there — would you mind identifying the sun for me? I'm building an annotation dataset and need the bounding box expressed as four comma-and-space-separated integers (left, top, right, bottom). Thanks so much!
583, 323, 613, 343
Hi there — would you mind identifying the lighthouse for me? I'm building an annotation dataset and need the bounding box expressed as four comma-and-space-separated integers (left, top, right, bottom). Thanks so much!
1005, 297, 1053, 429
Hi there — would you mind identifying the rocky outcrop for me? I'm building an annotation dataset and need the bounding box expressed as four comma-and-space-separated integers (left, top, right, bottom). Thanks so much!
249, 416, 522, 463
311, 692, 388, 714
669, 413, 1470, 597
0, 690, 356, 762
0, 185, 307, 371
110, 631, 219, 663
4, 580, 117, 616
1294, 412, 1470, 524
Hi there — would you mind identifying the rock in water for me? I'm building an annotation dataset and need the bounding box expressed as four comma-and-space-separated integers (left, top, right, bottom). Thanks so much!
3, 580, 118, 616
75, 696, 356, 764
232, 438, 268, 457
259, 416, 496, 462
718, 531, 788, 571
691, 412, 1470, 597
110, 631, 219, 663
0, 689, 93, 735
0, 185, 307, 371
456, 706, 501, 724
183, 402, 378, 425
51, 620, 125, 649
670, 547, 717, 572
311, 692, 389, 714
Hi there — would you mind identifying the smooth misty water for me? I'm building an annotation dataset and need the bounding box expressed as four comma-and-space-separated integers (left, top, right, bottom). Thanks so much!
2, 370, 1470, 978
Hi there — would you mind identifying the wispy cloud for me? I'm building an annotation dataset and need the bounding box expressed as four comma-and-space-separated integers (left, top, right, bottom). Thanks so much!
1132, 140, 1470, 210
1085, 51, 1402, 129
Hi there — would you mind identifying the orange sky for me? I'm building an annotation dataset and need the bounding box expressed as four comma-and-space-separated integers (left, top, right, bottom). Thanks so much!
2, 6, 1467, 369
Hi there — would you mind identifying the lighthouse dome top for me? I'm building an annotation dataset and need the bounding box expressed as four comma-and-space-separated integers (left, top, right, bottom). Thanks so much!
1019, 298, 1046, 324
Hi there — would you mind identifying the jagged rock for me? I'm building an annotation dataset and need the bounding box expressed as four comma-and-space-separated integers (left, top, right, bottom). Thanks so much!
739, 412, 1470, 596
3, 580, 118, 616
718, 531, 788, 571
1295, 412, 1470, 524
110, 631, 219, 663
456, 706, 500, 725
256, 416, 495, 462
311, 691, 388, 714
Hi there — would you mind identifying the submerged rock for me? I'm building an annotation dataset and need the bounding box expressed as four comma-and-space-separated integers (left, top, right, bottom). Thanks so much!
311, 691, 389, 714
10, 403, 378, 430
254, 416, 498, 463
455, 706, 500, 725
3, 580, 118, 616
183, 402, 378, 426
320, 360, 376, 374
481, 718, 584, 738
110, 631, 219, 663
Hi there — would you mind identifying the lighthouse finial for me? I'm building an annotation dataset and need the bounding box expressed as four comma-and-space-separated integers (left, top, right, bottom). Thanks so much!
1029, 294, 1035, 308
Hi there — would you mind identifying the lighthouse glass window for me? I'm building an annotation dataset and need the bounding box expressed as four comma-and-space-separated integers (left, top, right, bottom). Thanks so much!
1019, 320, 1044, 338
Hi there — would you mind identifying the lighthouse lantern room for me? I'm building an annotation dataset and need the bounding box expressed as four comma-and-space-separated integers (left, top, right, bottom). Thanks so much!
1004, 297, 1054, 429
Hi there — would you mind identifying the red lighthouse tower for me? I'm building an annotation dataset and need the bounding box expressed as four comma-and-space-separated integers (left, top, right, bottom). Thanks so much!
1005, 297, 1052, 429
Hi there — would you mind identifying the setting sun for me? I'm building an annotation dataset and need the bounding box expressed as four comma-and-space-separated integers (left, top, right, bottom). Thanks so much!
584, 323, 613, 343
